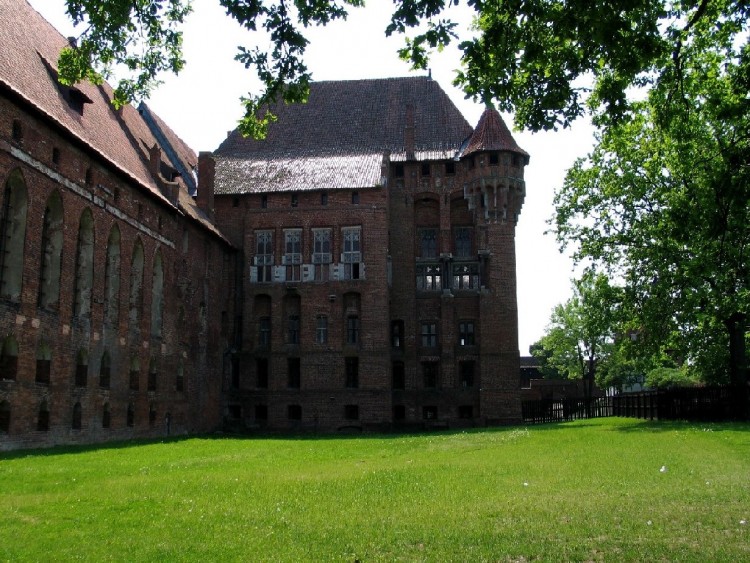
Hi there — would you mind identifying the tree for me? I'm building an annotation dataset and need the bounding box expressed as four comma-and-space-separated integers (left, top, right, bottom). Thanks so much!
56, 1, 749, 137
552, 15, 750, 415
533, 272, 619, 414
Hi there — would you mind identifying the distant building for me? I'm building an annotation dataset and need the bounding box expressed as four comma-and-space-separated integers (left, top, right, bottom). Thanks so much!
0, 0, 529, 449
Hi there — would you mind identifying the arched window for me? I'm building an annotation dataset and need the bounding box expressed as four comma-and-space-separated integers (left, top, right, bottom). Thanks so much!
0, 169, 28, 301
0, 335, 18, 381
129, 239, 144, 332
0, 400, 10, 433
35, 342, 51, 384
129, 356, 140, 390
150, 250, 164, 337
73, 209, 94, 317
104, 225, 121, 326
148, 357, 157, 391
99, 350, 111, 388
74, 349, 88, 387
72, 401, 82, 430
38, 191, 64, 310
102, 402, 111, 428
37, 400, 50, 431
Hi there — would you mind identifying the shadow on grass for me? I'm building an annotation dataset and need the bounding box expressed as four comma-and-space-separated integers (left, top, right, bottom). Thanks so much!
3, 417, 748, 460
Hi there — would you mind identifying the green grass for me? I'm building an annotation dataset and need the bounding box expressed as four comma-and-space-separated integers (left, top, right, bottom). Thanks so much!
1, 418, 749, 562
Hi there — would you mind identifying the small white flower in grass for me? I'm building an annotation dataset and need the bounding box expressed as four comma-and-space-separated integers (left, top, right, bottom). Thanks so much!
523, 482, 529, 487
740, 519, 747, 525
660, 465, 667, 473
647, 520, 653, 526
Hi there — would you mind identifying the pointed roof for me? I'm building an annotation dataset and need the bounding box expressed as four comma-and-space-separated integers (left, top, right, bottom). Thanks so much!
461, 106, 528, 160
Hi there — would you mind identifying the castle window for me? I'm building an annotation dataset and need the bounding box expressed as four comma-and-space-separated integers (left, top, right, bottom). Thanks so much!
38, 191, 64, 310
345, 357, 359, 388
255, 230, 274, 282
36, 343, 51, 385
11, 120, 22, 142
421, 323, 438, 348
344, 404, 359, 420
148, 358, 158, 391
346, 315, 360, 345
452, 263, 480, 290
258, 316, 271, 347
419, 228, 438, 258
291, 193, 298, 207
445, 161, 455, 175
423, 405, 438, 420
391, 320, 404, 348
127, 403, 135, 427
316, 315, 328, 344
288, 315, 300, 345
232, 196, 240, 207
129, 239, 145, 332
72, 402, 82, 430
394, 163, 404, 178
37, 401, 50, 431
287, 357, 300, 388
423, 361, 439, 388
129, 357, 140, 391
341, 227, 362, 280
351, 191, 359, 205
256, 358, 269, 388
0, 169, 28, 301
421, 162, 430, 176
0, 336, 18, 381
454, 227, 473, 258
73, 209, 94, 318
312, 229, 332, 280
459, 322, 475, 346
321, 191, 328, 206
261, 194, 268, 208
151, 251, 164, 338
85, 167, 93, 185
284, 229, 302, 281
149, 403, 157, 426
489, 152, 499, 165
416, 264, 441, 291
176, 363, 184, 392
512, 154, 521, 167
75, 349, 88, 387
459, 361, 475, 388
102, 402, 111, 428
52, 147, 61, 166
0, 400, 10, 433
392, 361, 405, 390
288, 404, 302, 421
99, 350, 111, 389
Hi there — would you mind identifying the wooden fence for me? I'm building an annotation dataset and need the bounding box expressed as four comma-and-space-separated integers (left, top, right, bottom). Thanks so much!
522, 386, 742, 424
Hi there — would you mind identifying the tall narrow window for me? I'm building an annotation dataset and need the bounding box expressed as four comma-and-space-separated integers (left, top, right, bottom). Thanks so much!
421, 323, 438, 348
0, 400, 10, 433
258, 316, 271, 347
284, 229, 302, 281
316, 315, 328, 344
129, 239, 145, 331
37, 400, 50, 431
151, 251, 164, 337
392, 361, 405, 390
346, 316, 360, 345
176, 363, 184, 392
255, 230, 273, 282
0, 169, 28, 301
72, 402, 82, 430
419, 228, 438, 258
73, 209, 94, 317
256, 358, 269, 388
35, 343, 51, 384
104, 226, 121, 325
288, 315, 300, 345
129, 357, 140, 391
423, 362, 439, 388
102, 402, 111, 428
74, 349, 88, 387
312, 228, 332, 281
99, 350, 111, 388
454, 227, 473, 258
341, 227, 362, 280
345, 357, 359, 388
391, 320, 404, 349
38, 191, 64, 310
459, 322, 475, 346
148, 358, 158, 391
459, 361, 475, 388
0, 336, 18, 381
287, 358, 300, 388
126, 403, 135, 427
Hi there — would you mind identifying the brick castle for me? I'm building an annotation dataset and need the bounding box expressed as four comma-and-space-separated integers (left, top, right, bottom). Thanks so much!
0, 0, 527, 449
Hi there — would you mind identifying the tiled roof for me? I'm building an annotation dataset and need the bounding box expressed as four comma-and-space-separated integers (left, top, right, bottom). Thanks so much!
213, 77, 474, 194
461, 106, 529, 159
0, 1, 226, 243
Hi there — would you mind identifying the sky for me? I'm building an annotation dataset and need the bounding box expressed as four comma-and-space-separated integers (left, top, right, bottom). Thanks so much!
27, 0, 595, 354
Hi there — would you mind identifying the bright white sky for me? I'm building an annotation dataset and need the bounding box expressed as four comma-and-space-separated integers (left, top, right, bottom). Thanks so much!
28, 0, 595, 353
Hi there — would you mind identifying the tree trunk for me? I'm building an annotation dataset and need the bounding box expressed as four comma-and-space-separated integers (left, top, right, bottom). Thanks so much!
726, 313, 748, 419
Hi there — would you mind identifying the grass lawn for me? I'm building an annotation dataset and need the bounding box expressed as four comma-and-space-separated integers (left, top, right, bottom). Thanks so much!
1, 417, 748, 562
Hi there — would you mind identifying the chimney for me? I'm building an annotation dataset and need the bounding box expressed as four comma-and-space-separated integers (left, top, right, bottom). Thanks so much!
197, 152, 215, 220
404, 104, 415, 161
148, 143, 161, 177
